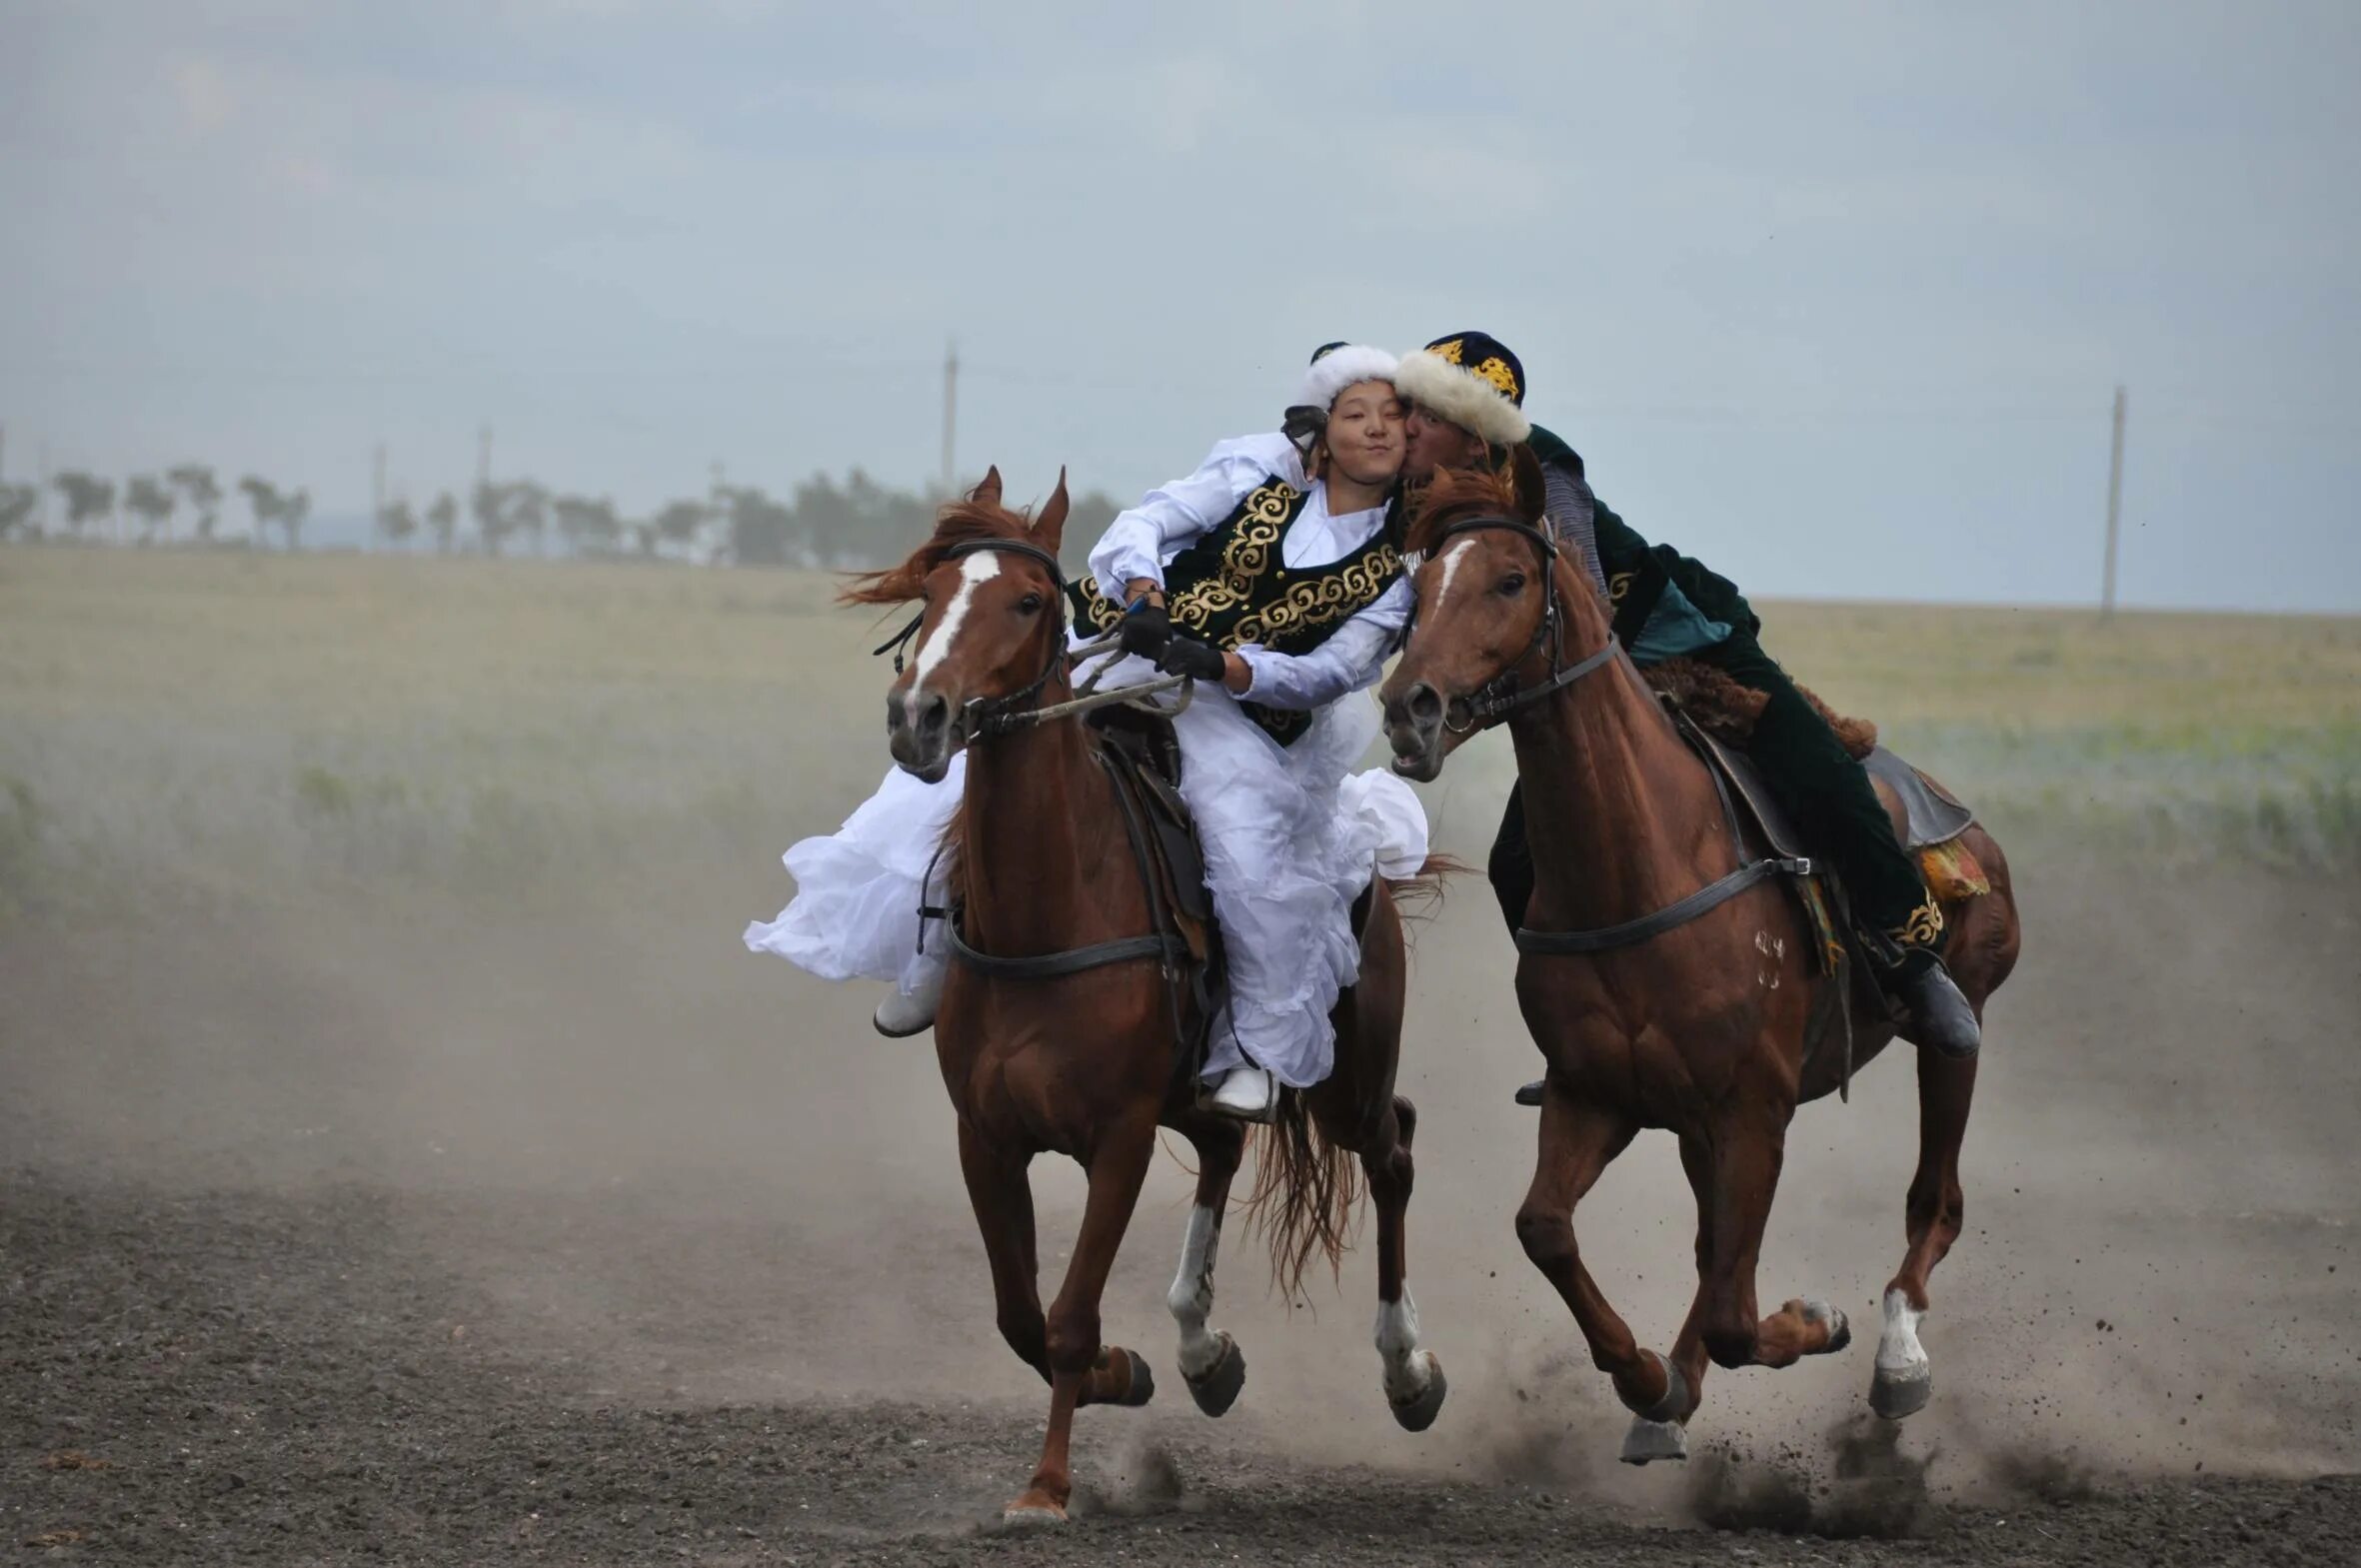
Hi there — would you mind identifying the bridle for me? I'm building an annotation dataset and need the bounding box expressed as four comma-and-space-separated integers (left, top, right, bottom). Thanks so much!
873, 537, 1074, 742
1417, 514, 1621, 733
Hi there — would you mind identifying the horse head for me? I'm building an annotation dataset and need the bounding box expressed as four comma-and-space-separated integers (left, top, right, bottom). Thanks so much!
1379, 445, 1568, 781
844, 466, 1071, 783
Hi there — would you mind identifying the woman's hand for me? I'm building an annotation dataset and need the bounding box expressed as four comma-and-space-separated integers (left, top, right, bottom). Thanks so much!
1155, 635, 1227, 685
1118, 601, 1175, 660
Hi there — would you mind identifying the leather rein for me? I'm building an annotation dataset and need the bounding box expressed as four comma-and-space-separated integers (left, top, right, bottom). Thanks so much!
1418, 514, 1812, 957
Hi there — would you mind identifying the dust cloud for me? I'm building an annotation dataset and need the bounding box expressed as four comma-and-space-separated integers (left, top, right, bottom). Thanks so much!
4, 567, 2357, 1534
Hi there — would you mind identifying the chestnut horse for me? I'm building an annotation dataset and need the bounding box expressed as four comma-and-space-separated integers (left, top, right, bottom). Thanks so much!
852, 469, 1444, 1522
1377, 454, 2021, 1464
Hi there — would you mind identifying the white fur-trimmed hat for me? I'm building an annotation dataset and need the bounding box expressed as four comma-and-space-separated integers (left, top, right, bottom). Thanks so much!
1293, 342, 1399, 410
1392, 331, 1531, 447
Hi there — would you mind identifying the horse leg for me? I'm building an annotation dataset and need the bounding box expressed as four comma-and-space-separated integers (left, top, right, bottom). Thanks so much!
1166, 1110, 1248, 1416
1513, 1087, 1676, 1439
957, 1120, 1047, 1380
1366, 1094, 1446, 1431
1004, 1114, 1161, 1525
1874, 1047, 1977, 1419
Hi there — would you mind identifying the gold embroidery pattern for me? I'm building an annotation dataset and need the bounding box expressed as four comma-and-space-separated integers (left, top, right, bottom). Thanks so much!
1472, 356, 1520, 400
1232, 546, 1401, 646
1428, 338, 1465, 365
1888, 896, 1946, 950
1607, 571, 1635, 605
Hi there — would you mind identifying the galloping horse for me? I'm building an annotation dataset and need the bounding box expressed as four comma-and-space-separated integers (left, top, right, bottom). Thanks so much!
1377, 454, 2021, 1463
851, 469, 1445, 1522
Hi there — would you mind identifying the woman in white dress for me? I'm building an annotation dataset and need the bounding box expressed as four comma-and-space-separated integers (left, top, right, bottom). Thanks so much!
747, 345, 1428, 1121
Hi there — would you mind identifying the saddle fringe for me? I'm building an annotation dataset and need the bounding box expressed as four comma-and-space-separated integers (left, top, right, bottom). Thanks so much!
1643, 657, 1878, 763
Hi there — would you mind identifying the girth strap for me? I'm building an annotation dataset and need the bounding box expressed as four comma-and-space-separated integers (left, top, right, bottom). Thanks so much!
1513, 854, 1813, 955
927, 915, 1178, 979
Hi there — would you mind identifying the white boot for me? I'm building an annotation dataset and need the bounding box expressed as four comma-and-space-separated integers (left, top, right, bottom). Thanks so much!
1206, 1065, 1278, 1123
872, 968, 944, 1038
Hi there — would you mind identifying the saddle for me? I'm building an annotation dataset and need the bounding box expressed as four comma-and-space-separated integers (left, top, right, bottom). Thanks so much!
1668, 706, 1986, 1098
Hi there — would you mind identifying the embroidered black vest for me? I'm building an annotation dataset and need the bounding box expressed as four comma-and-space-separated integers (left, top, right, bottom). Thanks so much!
1070, 478, 1402, 746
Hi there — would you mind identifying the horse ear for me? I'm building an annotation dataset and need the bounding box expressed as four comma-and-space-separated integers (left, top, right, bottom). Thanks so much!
1508, 443, 1547, 524
1033, 468, 1070, 553
972, 466, 1004, 508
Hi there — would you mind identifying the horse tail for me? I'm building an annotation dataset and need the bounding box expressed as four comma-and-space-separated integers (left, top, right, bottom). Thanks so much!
1384, 852, 1467, 931
1244, 1088, 1362, 1303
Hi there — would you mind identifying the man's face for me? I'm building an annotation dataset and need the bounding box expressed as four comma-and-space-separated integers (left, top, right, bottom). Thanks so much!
1402, 403, 1490, 480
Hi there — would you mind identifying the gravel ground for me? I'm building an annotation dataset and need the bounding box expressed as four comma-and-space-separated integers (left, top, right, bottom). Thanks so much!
7, 1172, 2354, 1567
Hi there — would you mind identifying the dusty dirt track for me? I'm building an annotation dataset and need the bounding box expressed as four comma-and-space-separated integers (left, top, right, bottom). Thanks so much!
4, 555, 2359, 1563
5, 847, 2359, 1565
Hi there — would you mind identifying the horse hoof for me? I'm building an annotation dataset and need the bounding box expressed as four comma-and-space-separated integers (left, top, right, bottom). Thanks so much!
1000, 1493, 1070, 1527
1620, 1416, 1688, 1465
1871, 1364, 1931, 1420
1116, 1346, 1157, 1408
1388, 1352, 1447, 1433
1801, 1298, 1852, 1354
1184, 1332, 1245, 1418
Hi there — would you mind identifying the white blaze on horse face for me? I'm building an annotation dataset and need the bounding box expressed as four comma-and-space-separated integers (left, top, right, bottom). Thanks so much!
1429, 540, 1476, 625
908, 551, 1003, 697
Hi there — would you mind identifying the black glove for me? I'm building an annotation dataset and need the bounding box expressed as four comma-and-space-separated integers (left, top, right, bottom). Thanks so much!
1157, 635, 1228, 684
1118, 601, 1174, 660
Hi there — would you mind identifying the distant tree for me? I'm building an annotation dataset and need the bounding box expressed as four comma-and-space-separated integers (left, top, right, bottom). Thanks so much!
167, 463, 223, 542
239, 476, 283, 546
510, 482, 550, 558
280, 488, 310, 552
53, 472, 114, 541
471, 480, 516, 557
427, 491, 459, 554
630, 519, 661, 559
0, 482, 37, 540
124, 475, 175, 544
653, 498, 709, 560
381, 497, 419, 548
554, 494, 621, 555
716, 486, 800, 567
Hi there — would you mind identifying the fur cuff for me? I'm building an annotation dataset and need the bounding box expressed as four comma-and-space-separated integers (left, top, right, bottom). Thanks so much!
1394, 350, 1531, 446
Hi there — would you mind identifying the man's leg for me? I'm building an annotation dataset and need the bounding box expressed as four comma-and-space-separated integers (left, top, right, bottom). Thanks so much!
1704, 635, 1978, 1057
1488, 780, 1535, 936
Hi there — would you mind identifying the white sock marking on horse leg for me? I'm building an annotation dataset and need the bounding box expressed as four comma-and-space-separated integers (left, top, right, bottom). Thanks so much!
906, 551, 1001, 698
1374, 1287, 1432, 1402
1876, 1287, 1929, 1382
1168, 1204, 1224, 1378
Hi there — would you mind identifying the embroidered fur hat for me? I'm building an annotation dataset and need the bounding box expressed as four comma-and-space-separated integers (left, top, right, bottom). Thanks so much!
1392, 331, 1530, 447
1293, 341, 1399, 411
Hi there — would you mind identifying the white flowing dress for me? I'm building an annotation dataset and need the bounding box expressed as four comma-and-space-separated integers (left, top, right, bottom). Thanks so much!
746, 433, 1428, 1089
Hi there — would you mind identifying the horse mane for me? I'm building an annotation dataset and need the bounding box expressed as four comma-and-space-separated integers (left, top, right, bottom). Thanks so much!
840, 493, 1042, 608
1403, 462, 1528, 557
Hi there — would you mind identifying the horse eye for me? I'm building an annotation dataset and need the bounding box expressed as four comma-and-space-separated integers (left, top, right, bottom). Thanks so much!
1498, 572, 1527, 596
1017, 593, 1045, 614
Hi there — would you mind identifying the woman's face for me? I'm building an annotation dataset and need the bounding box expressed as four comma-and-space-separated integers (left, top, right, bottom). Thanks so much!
1322, 380, 1407, 487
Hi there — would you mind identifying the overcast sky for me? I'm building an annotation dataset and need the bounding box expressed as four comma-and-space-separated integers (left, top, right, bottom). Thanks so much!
5, 0, 2357, 609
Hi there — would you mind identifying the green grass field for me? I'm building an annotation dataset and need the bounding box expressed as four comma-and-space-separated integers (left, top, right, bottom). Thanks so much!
3, 545, 2355, 919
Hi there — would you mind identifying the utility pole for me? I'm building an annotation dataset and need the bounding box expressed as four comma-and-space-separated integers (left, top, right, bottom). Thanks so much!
940, 337, 959, 498
372, 442, 387, 551
2101, 385, 2126, 619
